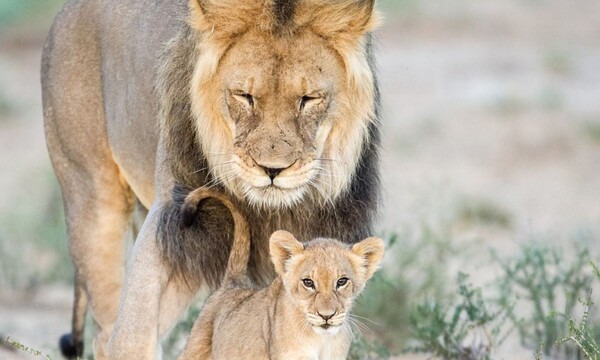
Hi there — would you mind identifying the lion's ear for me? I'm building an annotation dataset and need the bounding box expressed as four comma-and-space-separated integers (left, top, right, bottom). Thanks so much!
188, 0, 273, 34
269, 230, 304, 275
297, 0, 380, 40
351, 236, 385, 281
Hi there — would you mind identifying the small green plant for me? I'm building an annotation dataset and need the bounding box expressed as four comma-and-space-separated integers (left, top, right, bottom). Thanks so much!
409, 273, 509, 360
555, 290, 600, 359
0, 336, 51, 359
495, 242, 596, 357
553, 263, 600, 359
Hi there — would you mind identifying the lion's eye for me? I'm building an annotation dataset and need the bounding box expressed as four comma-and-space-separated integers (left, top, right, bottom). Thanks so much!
299, 95, 321, 112
232, 92, 254, 107
243, 94, 254, 107
336, 277, 349, 288
302, 278, 315, 289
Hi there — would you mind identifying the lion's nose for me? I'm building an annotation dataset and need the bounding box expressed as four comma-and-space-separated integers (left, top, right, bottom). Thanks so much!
263, 167, 285, 181
318, 311, 336, 321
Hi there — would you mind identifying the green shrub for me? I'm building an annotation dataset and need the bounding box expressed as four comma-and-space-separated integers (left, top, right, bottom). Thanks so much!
495, 242, 597, 357
552, 263, 600, 359
0, 336, 51, 359
353, 227, 461, 354
409, 273, 510, 360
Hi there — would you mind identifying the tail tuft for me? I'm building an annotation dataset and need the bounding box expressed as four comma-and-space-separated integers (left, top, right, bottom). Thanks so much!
59, 333, 83, 359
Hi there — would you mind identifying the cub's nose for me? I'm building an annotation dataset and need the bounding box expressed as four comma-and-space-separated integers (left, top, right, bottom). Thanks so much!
263, 167, 285, 181
318, 311, 336, 321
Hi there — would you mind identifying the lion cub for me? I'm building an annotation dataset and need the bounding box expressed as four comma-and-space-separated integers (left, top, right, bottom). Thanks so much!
177, 188, 385, 360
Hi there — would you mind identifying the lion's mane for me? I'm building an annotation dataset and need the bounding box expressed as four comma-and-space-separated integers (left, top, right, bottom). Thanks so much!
156, 1, 381, 289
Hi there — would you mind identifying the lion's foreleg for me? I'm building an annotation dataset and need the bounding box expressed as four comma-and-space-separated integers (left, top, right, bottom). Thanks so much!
108, 205, 197, 360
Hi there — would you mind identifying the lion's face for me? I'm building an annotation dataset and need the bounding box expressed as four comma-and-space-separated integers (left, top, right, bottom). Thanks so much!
188, 0, 379, 208
269, 231, 385, 335
216, 32, 341, 207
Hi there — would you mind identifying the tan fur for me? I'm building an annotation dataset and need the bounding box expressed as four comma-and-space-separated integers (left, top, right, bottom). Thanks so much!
42, 0, 381, 358
181, 187, 251, 288
188, 0, 381, 208
179, 230, 384, 360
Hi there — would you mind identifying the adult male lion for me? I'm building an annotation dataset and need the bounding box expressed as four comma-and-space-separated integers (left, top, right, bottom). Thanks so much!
42, 0, 381, 358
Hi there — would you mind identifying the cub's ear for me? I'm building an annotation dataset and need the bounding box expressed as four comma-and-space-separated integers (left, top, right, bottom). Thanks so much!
269, 230, 304, 275
352, 236, 385, 281
297, 0, 380, 40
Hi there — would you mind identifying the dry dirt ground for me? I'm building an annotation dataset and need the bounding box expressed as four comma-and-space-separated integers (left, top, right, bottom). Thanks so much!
1, 1, 600, 359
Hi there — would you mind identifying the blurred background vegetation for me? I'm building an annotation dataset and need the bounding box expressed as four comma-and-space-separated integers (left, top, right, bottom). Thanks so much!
1, 0, 600, 359
0, 0, 66, 35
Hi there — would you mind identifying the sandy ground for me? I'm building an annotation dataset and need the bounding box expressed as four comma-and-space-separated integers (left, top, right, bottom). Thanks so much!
1, 0, 600, 359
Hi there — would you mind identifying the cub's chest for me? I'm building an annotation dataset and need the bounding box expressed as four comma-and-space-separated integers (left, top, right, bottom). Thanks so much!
276, 331, 350, 360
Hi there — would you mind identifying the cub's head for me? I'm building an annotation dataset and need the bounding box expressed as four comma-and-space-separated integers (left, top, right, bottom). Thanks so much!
188, 0, 380, 208
269, 230, 384, 335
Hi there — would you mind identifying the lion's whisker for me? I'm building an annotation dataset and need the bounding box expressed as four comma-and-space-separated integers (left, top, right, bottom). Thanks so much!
205, 152, 234, 157
315, 157, 347, 164
203, 170, 238, 188
307, 179, 335, 208
204, 165, 235, 184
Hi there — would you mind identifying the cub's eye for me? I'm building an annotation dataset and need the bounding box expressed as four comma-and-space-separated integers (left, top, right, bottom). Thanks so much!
302, 278, 315, 289
336, 277, 349, 288
299, 95, 322, 112
232, 92, 254, 107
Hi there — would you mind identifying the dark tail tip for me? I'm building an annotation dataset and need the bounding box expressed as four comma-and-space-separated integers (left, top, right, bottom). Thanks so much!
181, 197, 210, 228
181, 203, 198, 228
59, 333, 83, 359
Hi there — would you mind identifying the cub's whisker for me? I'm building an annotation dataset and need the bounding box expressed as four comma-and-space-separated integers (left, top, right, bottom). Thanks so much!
349, 313, 380, 326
